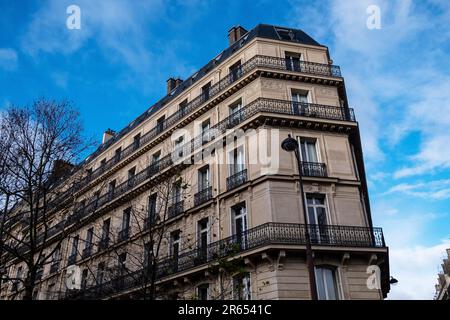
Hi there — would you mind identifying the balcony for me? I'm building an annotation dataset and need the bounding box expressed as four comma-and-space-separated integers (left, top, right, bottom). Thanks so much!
67, 253, 77, 266
168, 201, 184, 219
50, 262, 60, 274
194, 186, 213, 206
98, 238, 110, 252
22, 98, 357, 258
118, 228, 130, 242
67, 223, 384, 300
300, 162, 327, 177
226, 169, 248, 191
82, 246, 93, 259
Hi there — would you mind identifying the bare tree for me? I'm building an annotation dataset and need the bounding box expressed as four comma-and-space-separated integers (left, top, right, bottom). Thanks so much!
0, 98, 91, 300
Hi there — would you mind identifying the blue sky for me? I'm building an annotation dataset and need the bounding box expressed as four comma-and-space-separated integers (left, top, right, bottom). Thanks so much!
1, 0, 450, 299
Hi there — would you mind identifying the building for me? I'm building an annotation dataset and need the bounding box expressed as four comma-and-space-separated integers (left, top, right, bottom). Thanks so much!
0, 24, 390, 300
435, 249, 450, 300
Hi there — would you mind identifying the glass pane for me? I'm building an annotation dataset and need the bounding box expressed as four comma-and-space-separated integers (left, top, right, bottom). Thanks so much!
306, 142, 318, 162
307, 207, 316, 224
317, 207, 327, 225
315, 268, 326, 300
324, 268, 337, 300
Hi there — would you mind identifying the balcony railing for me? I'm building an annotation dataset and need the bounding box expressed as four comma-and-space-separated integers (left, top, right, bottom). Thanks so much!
300, 162, 327, 177
118, 228, 130, 242
194, 186, 213, 206
67, 253, 77, 266
37, 56, 342, 217
226, 169, 248, 191
82, 246, 93, 259
18, 98, 355, 256
65, 222, 384, 300
168, 201, 184, 219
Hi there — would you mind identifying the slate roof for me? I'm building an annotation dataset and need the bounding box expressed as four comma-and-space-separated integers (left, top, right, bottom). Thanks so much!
81, 24, 324, 166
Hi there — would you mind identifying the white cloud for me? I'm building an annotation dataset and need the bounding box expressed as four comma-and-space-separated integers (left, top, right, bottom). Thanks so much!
384, 179, 450, 200
388, 240, 450, 299
0, 48, 18, 71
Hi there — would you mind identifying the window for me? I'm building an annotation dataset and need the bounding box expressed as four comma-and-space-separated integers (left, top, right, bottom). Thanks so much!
115, 147, 122, 162
228, 146, 245, 176
229, 60, 242, 82
86, 227, 94, 248
133, 133, 141, 150
152, 151, 160, 163
170, 230, 181, 257
47, 283, 55, 300
70, 235, 79, 257
172, 182, 182, 204
148, 193, 157, 223
128, 167, 136, 187
121, 207, 131, 240
108, 180, 116, 199
100, 158, 106, 171
298, 138, 318, 163
291, 90, 309, 115
315, 267, 340, 300
285, 51, 301, 71
201, 82, 211, 101
97, 262, 105, 285
156, 116, 165, 134
232, 203, 247, 249
197, 284, 209, 300
276, 28, 295, 41
198, 166, 210, 191
118, 253, 127, 274
144, 241, 153, 270
81, 269, 88, 290
174, 135, 184, 158
101, 218, 110, 246
306, 195, 327, 225
201, 119, 211, 145
197, 219, 208, 261
233, 274, 251, 300
228, 99, 243, 126
179, 99, 188, 116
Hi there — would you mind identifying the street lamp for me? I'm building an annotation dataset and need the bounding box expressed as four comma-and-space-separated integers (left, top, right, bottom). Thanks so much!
281, 134, 318, 300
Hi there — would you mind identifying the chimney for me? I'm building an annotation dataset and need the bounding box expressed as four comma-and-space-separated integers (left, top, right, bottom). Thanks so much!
228, 25, 248, 46
167, 77, 176, 94
167, 77, 183, 94
102, 128, 115, 144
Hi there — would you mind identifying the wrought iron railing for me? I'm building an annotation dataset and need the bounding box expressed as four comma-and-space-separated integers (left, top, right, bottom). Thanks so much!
12, 98, 355, 258
65, 222, 384, 300
43, 56, 342, 212
194, 186, 213, 206
300, 162, 327, 177
168, 201, 184, 219
226, 169, 248, 191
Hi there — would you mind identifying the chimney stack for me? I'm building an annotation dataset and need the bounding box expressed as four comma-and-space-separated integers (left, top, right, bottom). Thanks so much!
167, 77, 183, 94
228, 25, 248, 46
102, 128, 115, 144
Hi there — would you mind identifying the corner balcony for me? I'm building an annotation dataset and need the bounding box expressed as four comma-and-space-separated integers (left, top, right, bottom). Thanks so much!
66, 223, 385, 300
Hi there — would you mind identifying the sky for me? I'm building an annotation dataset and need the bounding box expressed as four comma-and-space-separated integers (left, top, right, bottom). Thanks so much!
1, 0, 449, 299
